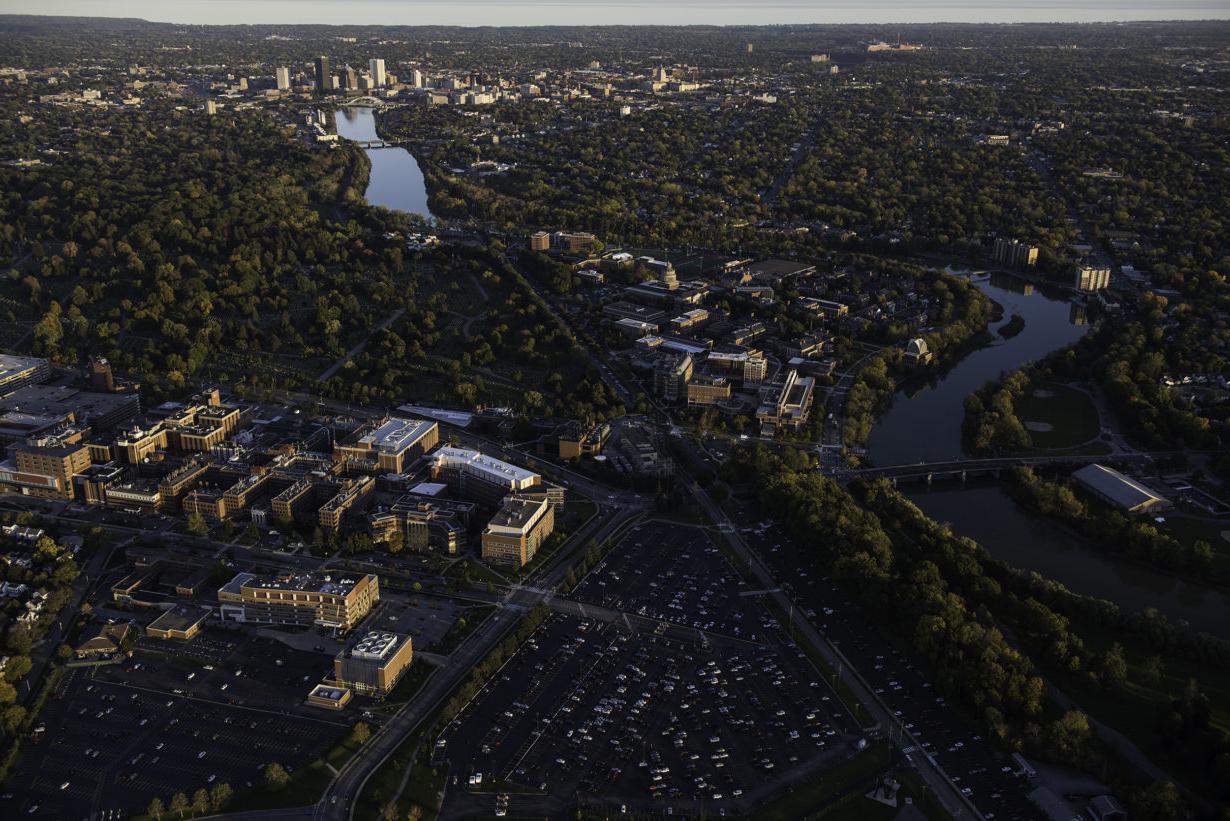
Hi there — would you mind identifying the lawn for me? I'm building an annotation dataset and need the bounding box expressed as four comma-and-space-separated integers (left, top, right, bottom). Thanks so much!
756, 743, 891, 821
1014, 382, 1101, 450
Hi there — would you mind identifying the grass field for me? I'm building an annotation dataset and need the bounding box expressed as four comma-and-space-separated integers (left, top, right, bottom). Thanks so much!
1015, 382, 1101, 450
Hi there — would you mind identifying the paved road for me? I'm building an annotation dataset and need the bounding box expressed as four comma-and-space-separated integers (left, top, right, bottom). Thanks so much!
681, 477, 985, 820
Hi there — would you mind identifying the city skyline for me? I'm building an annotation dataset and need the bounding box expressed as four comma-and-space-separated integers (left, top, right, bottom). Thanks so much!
9, 0, 1230, 26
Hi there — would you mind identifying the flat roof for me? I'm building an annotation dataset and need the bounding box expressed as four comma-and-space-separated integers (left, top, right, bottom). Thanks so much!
0, 354, 47, 383
746, 258, 816, 278
0, 384, 138, 427
487, 495, 549, 530
340, 630, 411, 663
360, 417, 436, 455
1072, 464, 1167, 511
148, 605, 211, 633
409, 481, 448, 496
228, 571, 371, 598
397, 404, 473, 429
432, 446, 538, 487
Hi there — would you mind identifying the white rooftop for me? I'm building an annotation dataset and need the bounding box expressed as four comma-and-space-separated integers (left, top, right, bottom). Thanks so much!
432, 446, 538, 488
361, 417, 436, 454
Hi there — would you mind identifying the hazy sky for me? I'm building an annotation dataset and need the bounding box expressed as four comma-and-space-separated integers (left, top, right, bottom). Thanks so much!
6, 1, 1230, 26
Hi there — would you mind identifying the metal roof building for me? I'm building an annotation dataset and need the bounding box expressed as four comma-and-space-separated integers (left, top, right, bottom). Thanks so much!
1071, 464, 1172, 515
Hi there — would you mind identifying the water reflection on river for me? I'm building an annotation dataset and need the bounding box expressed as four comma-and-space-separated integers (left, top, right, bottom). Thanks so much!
868, 270, 1229, 632
333, 106, 435, 219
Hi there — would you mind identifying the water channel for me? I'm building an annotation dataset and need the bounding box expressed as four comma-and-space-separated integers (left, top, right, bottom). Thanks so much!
867, 270, 1230, 635
334, 106, 435, 220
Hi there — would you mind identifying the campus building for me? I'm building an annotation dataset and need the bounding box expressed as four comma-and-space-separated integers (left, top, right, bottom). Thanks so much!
430, 446, 540, 506
481, 494, 555, 568
756, 369, 816, 432
333, 630, 413, 696
218, 571, 379, 632
1, 432, 92, 500
333, 417, 438, 474
0, 354, 50, 397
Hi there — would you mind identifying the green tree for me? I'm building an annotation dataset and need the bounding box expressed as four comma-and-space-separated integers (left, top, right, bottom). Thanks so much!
351, 721, 372, 745
1, 704, 26, 733
147, 797, 165, 820
192, 788, 210, 814
186, 513, 209, 537
3, 655, 31, 682
264, 762, 290, 790
209, 782, 233, 812
170, 791, 189, 818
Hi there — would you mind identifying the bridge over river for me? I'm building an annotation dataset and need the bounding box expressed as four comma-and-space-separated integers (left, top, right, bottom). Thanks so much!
837, 451, 1172, 485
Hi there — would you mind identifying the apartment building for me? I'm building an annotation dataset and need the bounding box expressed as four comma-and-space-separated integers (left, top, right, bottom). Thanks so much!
992, 237, 1039, 269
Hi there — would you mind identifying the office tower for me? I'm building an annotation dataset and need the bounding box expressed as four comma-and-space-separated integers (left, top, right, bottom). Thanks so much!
341, 64, 357, 91
370, 58, 386, 87
314, 56, 331, 92
276, 67, 291, 91
409, 68, 424, 88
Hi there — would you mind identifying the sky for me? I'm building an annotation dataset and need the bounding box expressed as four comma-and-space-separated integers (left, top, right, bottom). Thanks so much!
5, 1, 1230, 27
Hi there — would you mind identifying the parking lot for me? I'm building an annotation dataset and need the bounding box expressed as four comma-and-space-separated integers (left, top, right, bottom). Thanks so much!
571, 521, 770, 642
365, 591, 466, 652
437, 599, 864, 819
10, 628, 353, 818
739, 517, 1038, 819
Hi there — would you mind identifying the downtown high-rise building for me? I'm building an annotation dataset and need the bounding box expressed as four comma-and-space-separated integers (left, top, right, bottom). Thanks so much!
370, 58, 386, 88
409, 68, 425, 88
314, 56, 332, 93
276, 66, 291, 91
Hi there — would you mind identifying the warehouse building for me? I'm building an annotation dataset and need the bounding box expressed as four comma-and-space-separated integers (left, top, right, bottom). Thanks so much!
1071, 464, 1172, 515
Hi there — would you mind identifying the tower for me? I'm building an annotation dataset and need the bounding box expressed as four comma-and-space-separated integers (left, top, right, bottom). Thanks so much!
314, 56, 332, 93
370, 58, 386, 88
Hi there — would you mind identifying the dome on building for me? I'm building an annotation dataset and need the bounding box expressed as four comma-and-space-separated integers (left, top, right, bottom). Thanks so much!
905, 338, 929, 358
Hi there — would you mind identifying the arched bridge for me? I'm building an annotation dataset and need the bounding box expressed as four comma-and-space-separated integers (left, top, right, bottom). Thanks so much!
339, 96, 387, 108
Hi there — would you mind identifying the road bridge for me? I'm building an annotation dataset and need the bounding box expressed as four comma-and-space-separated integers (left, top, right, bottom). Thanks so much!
839, 451, 1165, 486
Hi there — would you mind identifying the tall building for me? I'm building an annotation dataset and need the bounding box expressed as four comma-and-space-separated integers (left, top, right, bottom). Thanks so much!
1075, 265, 1112, 292
276, 67, 291, 91
369, 58, 386, 88
2, 434, 92, 500
218, 571, 379, 632
481, 494, 555, 567
409, 68, 425, 88
993, 238, 1039, 269
341, 65, 358, 91
89, 357, 115, 392
314, 56, 332, 93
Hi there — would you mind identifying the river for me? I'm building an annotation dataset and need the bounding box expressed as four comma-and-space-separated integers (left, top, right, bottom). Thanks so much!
868, 271, 1088, 465
333, 106, 435, 220
865, 270, 1230, 636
